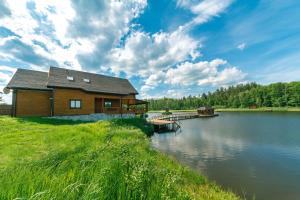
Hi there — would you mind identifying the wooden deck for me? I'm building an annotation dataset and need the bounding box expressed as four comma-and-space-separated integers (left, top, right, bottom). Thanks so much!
148, 112, 218, 133
150, 119, 176, 125
149, 118, 181, 133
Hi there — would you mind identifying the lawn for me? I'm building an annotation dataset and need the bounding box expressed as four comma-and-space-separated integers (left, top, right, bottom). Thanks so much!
0, 116, 239, 200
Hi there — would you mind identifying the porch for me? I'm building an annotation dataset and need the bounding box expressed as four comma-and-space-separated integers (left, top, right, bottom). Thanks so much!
94, 98, 148, 115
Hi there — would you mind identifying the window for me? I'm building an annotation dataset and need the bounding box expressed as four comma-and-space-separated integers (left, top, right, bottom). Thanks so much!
70, 100, 81, 109
104, 101, 112, 108
67, 76, 74, 81
83, 78, 90, 83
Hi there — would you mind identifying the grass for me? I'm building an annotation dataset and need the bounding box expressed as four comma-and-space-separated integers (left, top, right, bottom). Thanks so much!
0, 116, 239, 200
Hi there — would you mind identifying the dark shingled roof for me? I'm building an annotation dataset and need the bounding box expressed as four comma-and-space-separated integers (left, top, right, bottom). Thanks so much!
47, 67, 138, 95
6, 67, 138, 95
6, 69, 51, 90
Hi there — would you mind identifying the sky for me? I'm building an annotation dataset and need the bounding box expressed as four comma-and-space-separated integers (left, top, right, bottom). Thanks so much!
0, 0, 300, 103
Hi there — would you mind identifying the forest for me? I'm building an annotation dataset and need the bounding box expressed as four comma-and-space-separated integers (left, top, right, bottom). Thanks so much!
147, 82, 300, 110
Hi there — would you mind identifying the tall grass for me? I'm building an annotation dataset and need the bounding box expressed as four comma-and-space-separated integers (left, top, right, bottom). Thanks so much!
0, 116, 239, 200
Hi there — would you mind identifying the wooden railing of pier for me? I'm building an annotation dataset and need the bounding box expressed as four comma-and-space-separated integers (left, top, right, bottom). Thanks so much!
148, 112, 218, 133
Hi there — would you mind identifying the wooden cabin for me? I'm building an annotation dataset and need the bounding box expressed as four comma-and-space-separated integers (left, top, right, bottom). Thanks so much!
6, 67, 148, 117
197, 106, 214, 116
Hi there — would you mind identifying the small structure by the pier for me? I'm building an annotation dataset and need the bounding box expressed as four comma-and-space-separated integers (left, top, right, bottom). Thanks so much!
197, 106, 215, 116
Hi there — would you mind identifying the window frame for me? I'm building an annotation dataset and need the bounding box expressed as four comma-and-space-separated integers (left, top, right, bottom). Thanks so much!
104, 101, 112, 108
69, 99, 82, 109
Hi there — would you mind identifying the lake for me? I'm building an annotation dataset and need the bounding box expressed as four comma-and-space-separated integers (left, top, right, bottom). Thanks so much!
150, 112, 300, 200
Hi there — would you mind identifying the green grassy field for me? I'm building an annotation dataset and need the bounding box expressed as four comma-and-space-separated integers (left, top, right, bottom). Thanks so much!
0, 116, 239, 200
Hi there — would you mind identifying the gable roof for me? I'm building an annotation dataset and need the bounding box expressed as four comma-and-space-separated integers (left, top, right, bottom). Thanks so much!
6, 67, 138, 95
47, 67, 138, 95
6, 69, 51, 90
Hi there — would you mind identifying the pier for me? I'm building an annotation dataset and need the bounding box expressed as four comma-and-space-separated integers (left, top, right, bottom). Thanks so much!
148, 112, 218, 132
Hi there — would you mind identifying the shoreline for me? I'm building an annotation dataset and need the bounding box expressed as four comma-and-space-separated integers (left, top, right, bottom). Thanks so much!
216, 107, 300, 112
148, 107, 300, 113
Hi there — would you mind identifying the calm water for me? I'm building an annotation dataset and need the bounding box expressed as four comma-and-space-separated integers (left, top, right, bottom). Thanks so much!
151, 112, 300, 200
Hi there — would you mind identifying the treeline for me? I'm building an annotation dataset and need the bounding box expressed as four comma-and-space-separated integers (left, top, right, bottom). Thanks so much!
147, 82, 300, 110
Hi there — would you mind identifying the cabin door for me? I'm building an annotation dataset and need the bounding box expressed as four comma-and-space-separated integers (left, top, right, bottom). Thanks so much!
95, 98, 103, 113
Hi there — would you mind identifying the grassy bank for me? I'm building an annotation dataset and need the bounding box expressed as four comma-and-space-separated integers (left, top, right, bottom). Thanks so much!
0, 116, 239, 200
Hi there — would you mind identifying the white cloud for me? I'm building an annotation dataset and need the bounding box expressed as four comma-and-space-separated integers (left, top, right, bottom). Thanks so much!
0, 0, 246, 100
0, 0, 81, 69
0, 65, 17, 73
0, 71, 10, 83
0, 68, 13, 104
166, 89, 185, 98
165, 59, 246, 88
140, 59, 246, 98
198, 66, 246, 86
237, 42, 246, 50
144, 71, 165, 87
110, 28, 201, 77
140, 71, 165, 97
0, 85, 11, 104
165, 59, 226, 85
177, 0, 234, 27
70, 0, 147, 70
0, 0, 147, 71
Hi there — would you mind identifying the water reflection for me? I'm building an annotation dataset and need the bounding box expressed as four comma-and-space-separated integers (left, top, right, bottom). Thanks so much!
151, 112, 300, 200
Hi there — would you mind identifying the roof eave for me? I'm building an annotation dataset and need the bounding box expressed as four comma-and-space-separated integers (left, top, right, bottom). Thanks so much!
5, 86, 53, 91
47, 85, 136, 96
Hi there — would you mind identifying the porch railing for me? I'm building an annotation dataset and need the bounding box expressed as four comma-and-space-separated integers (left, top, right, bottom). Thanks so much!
103, 107, 147, 114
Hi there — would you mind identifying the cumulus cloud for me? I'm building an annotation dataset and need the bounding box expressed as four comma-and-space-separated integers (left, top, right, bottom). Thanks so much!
0, 0, 82, 70
140, 71, 165, 96
197, 66, 246, 86
165, 59, 226, 85
165, 59, 246, 87
140, 59, 246, 98
0, 38, 58, 67
0, 0, 245, 101
70, 0, 147, 70
110, 28, 200, 77
0, 0, 147, 72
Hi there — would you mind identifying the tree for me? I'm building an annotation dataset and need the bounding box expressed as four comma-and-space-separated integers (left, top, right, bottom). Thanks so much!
147, 81, 300, 110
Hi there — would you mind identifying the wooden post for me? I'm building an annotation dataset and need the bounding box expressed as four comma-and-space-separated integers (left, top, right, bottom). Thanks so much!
102, 98, 105, 113
11, 89, 17, 117
120, 97, 123, 118
50, 89, 54, 116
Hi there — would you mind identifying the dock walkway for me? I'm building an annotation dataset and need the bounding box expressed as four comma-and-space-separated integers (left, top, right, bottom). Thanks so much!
148, 112, 218, 132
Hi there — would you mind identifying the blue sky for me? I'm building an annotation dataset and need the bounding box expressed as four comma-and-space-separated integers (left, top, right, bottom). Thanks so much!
0, 0, 300, 103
